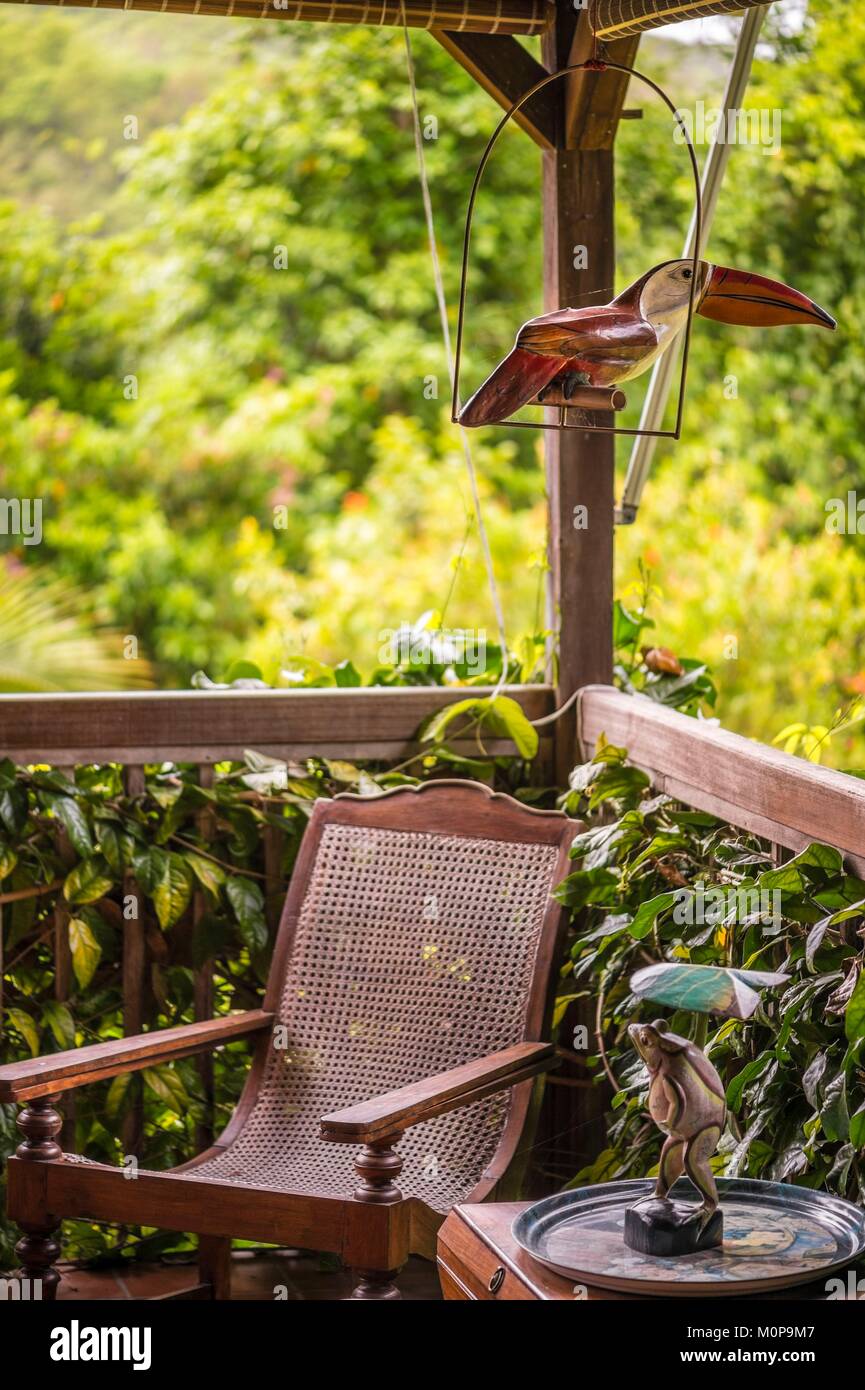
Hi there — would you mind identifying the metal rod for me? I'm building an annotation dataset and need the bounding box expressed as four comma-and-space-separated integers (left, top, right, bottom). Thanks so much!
617, 3, 767, 524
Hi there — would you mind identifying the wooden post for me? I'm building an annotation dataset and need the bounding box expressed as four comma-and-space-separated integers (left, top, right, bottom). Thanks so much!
14, 1096, 63, 1299
536, 12, 629, 1178
122, 765, 147, 1159
53, 770, 76, 1150
542, 16, 616, 788
193, 764, 216, 1150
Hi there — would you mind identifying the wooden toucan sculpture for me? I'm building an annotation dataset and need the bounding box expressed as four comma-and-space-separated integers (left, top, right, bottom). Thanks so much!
458, 258, 836, 427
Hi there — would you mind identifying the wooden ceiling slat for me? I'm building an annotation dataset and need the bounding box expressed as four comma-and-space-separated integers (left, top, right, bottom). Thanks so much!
3, 0, 554, 33
593, 0, 772, 40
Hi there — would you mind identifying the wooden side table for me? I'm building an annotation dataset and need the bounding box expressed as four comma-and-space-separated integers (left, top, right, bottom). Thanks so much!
437, 1201, 849, 1301
437, 1202, 628, 1301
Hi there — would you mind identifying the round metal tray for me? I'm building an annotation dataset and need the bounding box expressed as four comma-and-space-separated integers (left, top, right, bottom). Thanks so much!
512, 1177, 865, 1296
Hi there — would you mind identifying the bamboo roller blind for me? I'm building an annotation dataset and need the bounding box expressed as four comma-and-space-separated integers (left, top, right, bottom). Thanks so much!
0, 0, 553, 33
593, 0, 773, 40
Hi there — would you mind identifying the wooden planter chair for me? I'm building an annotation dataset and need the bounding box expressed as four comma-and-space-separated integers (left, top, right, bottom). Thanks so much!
0, 780, 575, 1300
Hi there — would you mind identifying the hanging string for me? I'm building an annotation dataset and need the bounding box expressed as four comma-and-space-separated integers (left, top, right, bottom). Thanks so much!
399, 18, 604, 733
398, 10, 509, 696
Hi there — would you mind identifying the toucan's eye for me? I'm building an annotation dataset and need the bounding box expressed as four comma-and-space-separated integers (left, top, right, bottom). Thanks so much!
683, 268, 693, 280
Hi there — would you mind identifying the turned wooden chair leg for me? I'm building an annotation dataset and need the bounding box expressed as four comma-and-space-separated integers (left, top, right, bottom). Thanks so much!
14, 1096, 63, 1301
348, 1133, 405, 1301
198, 1235, 233, 1300
349, 1267, 404, 1301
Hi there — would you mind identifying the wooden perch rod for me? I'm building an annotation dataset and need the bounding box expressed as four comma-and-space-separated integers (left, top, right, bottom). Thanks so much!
6, 0, 553, 34
535, 384, 627, 412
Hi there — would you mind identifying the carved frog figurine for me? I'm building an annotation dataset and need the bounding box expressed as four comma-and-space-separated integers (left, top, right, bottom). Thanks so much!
628, 1018, 726, 1221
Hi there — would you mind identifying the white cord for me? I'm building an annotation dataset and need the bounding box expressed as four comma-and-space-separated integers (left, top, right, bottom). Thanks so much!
399, 15, 509, 699
399, 21, 581, 734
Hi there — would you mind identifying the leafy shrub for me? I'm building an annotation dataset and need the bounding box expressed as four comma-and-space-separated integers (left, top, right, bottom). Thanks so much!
557, 739, 865, 1202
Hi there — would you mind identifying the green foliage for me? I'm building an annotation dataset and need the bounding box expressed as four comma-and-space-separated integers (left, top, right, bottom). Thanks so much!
557, 740, 865, 1201
616, 0, 865, 762
0, 17, 545, 685
611, 572, 717, 718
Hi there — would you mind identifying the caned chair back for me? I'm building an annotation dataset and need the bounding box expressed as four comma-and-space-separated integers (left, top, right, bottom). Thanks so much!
194, 781, 574, 1211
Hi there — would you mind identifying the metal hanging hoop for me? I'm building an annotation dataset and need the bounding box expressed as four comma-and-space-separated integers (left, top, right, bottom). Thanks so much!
451, 60, 704, 438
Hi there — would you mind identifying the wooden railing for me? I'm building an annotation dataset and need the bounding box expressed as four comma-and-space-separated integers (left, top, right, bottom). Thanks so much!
5, 680, 863, 1155
0, 685, 555, 766
577, 685, 865, 877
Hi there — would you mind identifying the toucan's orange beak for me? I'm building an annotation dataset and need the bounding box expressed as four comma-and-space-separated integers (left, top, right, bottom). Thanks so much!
698, 265, 836, 330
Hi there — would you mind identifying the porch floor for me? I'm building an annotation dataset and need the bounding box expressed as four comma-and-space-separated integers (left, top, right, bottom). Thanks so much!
55, 1250, 441, 1301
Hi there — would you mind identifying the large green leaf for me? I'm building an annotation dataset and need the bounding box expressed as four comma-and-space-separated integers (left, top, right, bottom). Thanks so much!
105, 1072, 132, 1122
0, 782, 28, 835
588, 765, 650, 810
68, 916, 102, 990
421, 695, 538, 759
42, 1001, 75, 1049
63, 856, 113, 906
185, 851, 226, 899
630, 962, 788, 1018
152, 852, 194, 930
95, 818, 124, 875
226, 876, 267, 952
613, 599, 647, 649
334, 659, 361, 688
554, 866, 620, 912
7, 1007, 39, 1058
844, 970, 865, 1045
821, 1069, 850, 1143
47, 793, 93, 857
133, 846, 167, 894
726, 1052, 774, 1111
143, 1066, 188, 1116
628, 892, 676, 940
759, 843, 843, 892
0, 838, 18, 880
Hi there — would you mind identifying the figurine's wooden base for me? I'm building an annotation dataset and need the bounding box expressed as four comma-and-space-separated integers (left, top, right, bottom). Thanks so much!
623, 1197, 723, 1257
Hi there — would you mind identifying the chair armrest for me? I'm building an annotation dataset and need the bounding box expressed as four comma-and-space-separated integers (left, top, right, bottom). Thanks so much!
0, 1009, 274, 1103
320, 1041, 556, 1143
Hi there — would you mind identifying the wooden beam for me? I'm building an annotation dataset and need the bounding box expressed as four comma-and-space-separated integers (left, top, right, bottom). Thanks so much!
578, 686, 865, 878
0, 0, 554, 34
543, 142, 615, 782
0, 686, 553, 765
564, 23, 640, 151
542, 11, 618, 788
433, 33, 558, 150
536, 10, 623, 1179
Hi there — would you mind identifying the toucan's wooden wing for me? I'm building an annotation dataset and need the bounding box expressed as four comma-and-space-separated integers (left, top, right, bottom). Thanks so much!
458, 347, 569, 427
458, 306, 658, 428
518, 305, 657, 356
